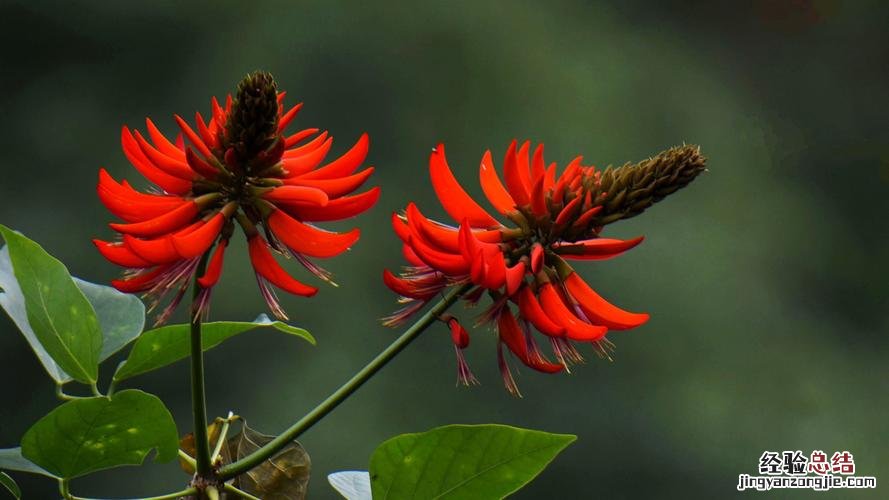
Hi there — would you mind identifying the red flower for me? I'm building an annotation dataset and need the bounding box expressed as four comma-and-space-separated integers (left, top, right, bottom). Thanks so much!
385, 140, 705, 394
95, 72, 379, 324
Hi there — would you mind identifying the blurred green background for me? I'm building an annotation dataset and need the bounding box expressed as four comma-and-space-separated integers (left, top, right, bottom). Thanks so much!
1, 0, 887, 498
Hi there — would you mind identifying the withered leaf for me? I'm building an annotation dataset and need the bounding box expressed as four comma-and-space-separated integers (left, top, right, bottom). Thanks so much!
225, 422, 310, 500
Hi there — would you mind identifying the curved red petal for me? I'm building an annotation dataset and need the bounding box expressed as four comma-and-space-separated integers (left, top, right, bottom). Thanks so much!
145, 117, 183, 158
280, 136, 333, 176
263, 185, 329, 207
109, 201, 199, 237
555, 236, 644, 260
171, 213, 225, 258
97, 169, 187, 223
123, 234, 181, 264
197, 240, 227, 288
530, 143, 546, 183
248, 236, 318, 297
121, 127, 191, 194
478, 150, 516, 215
133, 130, 194, 180
498, 311, 563, 373
111, 266, 166, 293
185, 147, 221, 180
391, 212, 410, 243
407, 234, 470, 276
504, 261, 526, 296
268, 209, 360, 258
285, 128, 320, 148
516, 285, 565, 337
564, 272, 649, 330
448, 319, 470, 348
174, 115, 214, 160
297, 133, 369, 180
538, 283, 608, 341
281, 187, 380, 221
284, 167, 374, 198
502, 140, 530, 206
530, 174, 548, 217
383, 269, 435, 300
93, 239, 152, 268
429, 144, 500, 228
277, 103, 303, 132
283, 131, 329, 158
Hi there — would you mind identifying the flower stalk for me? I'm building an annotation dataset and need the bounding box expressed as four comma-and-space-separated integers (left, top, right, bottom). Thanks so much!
189, 253, 213, 478
217, 283, 472, 481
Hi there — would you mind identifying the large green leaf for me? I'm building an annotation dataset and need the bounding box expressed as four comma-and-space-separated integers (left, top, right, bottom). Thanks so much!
0, 226, 102, 384
75, 278, 145, 361
369, 424, 576, 500
0, 471, 20, 499
21, 390, 178, 479
113, 314, 314, 381
0, 448, 56, 478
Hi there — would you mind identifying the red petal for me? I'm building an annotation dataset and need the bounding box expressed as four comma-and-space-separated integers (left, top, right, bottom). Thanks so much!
516, 285, 564, 337
538, 283, 608, 341
429, 144, 500, 228
502, 140, 530, 206
121, 127, 191, 194
123, 234, 181, 264
197, 240, 227, 288
97, 169, 187, 222
263, 185, 329, 207
297, 133, 369, 180
530, 144, 546, 184
185, 147, 221, 179
284, 128, 320, 148
145, 118, 183, 158
530, 174, 548, 217
478, 150, 515, 215
174, 115, 214, 160
248, 236, 318, 297
280, 136, 333, 176
554, 195, 583, 226
284, 167, 374, 198
283, 131, 329, 158
93, 240, 151, 268
481, 250, 507, 290
171, 213, 225, 258
498, 311, 563, 373
555, 236, 644, 260
572, 205, 603, 229
530, 243, 544, 274
281, 187, 380, 221
277, 103, 303, 132
391, 212, 410, 243
402, 244, 425, 267
109, 200, 199, 237
448, 319, 470, 348
267, 209, 360, 258
133, 130, 194, 180
408, 234, 470, 276
564, 272, 649, 330
383, 269, 435, 300
111, 266, 166, 293
194, 112, 218, 149
504, 261, 526, 296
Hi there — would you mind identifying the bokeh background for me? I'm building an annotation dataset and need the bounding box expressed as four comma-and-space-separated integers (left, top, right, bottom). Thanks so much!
1, 1, 887, 498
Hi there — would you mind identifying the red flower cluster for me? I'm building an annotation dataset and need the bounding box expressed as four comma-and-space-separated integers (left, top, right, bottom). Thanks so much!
384, 141, 649, 394
95, 73, 378, 324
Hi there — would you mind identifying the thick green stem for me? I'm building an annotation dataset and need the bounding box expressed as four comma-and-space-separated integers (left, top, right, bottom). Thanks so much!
218, 283, 470, 480
190, 254, 212, 477
69, 487, 198, 500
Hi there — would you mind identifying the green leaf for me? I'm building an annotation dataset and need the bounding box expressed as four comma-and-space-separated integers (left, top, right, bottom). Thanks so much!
0, 448, 56, 478
113, 314, 314, 381
21, 389, 179, 479
75, 278, 145, 361
0, 226, 102, 384
369, 424, 576, 500
0, 471, 20, 499
1, 244, 146, 383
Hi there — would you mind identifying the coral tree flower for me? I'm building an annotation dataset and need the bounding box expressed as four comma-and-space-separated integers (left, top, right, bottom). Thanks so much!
384, 141, 705, 394
95, 72, 379, 324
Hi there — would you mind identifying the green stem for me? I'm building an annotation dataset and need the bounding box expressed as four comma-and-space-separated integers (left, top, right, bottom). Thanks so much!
223, 483, 261, 500
190, 253, 213, 477
218, 283, 470, 480
210, 412, 235, 464
69, 487, 198, 500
